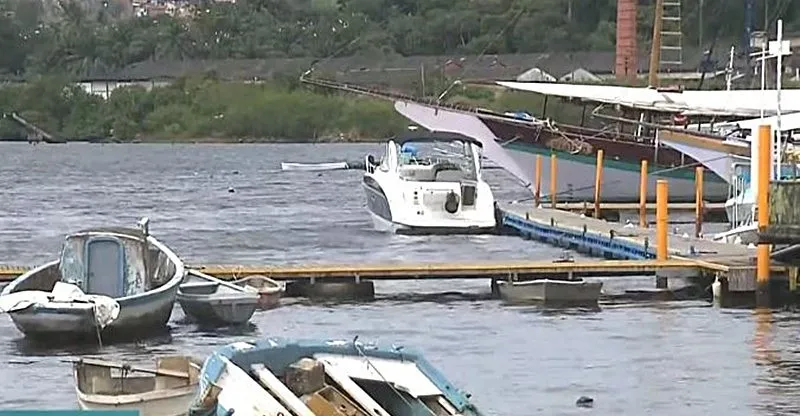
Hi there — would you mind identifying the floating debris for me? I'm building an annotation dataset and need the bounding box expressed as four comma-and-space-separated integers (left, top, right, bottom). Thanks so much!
576, 396, 594, 408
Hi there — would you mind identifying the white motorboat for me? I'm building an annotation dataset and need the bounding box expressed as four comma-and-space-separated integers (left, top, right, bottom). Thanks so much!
362, 131, 497, 234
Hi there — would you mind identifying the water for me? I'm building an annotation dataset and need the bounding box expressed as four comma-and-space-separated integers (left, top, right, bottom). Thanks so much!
0, 142, 798, 415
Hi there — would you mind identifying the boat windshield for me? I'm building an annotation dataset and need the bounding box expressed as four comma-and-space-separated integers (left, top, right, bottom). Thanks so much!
396, 139, 478, 182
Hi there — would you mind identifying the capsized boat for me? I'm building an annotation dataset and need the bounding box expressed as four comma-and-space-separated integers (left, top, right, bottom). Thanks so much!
231, 274, 285, 309
363, 131, 497, 234
189, 337, 485, 416
0, 217, 185, 341
73, 355, 201, 416
178, 270, 260, 326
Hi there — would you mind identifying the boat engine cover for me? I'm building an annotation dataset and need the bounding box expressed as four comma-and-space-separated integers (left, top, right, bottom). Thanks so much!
444, 191, 460, 214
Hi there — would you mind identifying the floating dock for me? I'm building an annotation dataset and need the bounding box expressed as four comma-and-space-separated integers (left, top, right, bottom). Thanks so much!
552, 201, 727, 222
0, 204, 791, 301
0, 259, 711, 282
499, 203, 786, 293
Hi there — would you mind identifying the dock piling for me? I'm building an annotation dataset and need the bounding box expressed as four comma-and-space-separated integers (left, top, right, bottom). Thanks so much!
534, 155, 542, 207
695, 167, 704, 238
550, 153, 557, 209
639, 160, 648, 228
594, 149, 604, 219
757, 124, 772, 304
656, 179, 668, 261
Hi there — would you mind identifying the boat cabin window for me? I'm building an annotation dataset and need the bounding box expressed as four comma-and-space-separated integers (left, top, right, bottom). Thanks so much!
396, 140, 477, 182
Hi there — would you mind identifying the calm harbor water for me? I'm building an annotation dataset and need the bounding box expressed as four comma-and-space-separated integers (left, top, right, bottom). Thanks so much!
0, 142, 798, 415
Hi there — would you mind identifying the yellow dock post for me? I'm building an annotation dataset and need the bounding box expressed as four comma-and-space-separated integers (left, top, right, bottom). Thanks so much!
534, 155, 542, 207
695, 166, 704, 238
639, 160, 648, 228
550, 153, 557, 209
656, 179, 668, 261
756, 124, 772, 304
594, 149, 604, 219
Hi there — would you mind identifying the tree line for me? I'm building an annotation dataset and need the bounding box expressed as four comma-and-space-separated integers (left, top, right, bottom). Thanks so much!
2, 0, 797, 77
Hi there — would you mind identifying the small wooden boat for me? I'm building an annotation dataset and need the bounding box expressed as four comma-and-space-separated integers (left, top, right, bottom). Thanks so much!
188, 337, 485, 416
0, 217, 185, 341
178, 270, 260, 326
232, 274, 285, 309
496, 278, 603, 304
73, 355, 201, 416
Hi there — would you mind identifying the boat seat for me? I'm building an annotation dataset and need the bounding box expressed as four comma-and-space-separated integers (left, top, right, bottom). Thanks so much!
180, 281, 219, 295
399, 165, 436, 181
434, 169, 466, 182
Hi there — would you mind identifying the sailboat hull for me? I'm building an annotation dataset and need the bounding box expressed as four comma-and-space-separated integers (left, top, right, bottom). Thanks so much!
504, 143, 730, 202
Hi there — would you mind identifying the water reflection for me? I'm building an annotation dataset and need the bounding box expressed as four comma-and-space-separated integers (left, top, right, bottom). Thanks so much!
750, 308, 800, 416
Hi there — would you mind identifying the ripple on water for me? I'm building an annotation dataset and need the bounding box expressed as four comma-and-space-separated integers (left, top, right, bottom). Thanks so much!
0, 143, 797, 415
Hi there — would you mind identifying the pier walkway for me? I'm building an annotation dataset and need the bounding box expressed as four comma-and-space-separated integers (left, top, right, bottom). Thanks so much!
500, 203, 776, 291
0, 205, 787, 294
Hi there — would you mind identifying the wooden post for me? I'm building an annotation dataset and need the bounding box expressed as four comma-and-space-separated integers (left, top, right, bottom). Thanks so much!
694, 166, 704, 238
648, 0, 664, 88
656, 179, 668, 261
639, 160, 648, 228
550, 153, 557, 209
534, 155, 542, 207
757, 124, 772, 302
594, 149, 604, 218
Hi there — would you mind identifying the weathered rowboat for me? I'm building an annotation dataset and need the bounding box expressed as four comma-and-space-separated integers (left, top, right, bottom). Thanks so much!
74, 355, 201, 416
0, 218, 185, 342
188, 337, 485, 416
231, 274, 285, 309
178, 270, 260, 326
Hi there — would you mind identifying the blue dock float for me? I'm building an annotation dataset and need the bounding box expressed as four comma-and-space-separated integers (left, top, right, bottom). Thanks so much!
502, 208, 654, 260
497, 202, 774, 293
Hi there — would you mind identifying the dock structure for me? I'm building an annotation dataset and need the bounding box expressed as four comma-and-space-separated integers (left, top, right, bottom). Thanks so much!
0, 259, 711, 282
499, 203, 785, 293
551, 201, 727, 223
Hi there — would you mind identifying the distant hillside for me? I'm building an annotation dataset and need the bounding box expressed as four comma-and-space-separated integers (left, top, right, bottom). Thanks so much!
1, 0, 799, 77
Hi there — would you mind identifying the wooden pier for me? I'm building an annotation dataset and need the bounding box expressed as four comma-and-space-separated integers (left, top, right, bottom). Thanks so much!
0, 259, 711, 282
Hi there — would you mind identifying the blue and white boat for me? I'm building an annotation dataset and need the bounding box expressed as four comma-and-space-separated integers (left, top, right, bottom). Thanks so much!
189, 337, 484, 416
0, 218, 185, 342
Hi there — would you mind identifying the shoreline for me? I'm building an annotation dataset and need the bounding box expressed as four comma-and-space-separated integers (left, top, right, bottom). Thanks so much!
0, 136, 389, 144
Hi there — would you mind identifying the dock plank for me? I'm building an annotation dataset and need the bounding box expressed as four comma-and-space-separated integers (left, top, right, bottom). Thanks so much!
0, 259, 705, 282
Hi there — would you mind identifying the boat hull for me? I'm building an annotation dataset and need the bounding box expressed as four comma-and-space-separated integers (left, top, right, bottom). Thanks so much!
8, 285, 178, 340
77, 388, 196, 416
503, 142, 730, 203
178, 296, 258, 326
362, 178, 497, 234
497, 279, 603, 304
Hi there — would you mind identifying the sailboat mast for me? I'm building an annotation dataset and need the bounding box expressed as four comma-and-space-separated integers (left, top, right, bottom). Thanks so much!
648, 0, 665, 88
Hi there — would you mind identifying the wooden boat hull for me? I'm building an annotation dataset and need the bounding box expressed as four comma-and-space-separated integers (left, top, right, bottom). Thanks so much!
74, 356, 200, 416
1, 223, 186, 342
5, 262, 180, 340
178, 270, 260, 326
189, 337, 483, 416
497, 279, 603, 304
232, 275, 285, 310
77, 387, 196, 416
481, 118, 731, 203
177, 294, 258, 326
